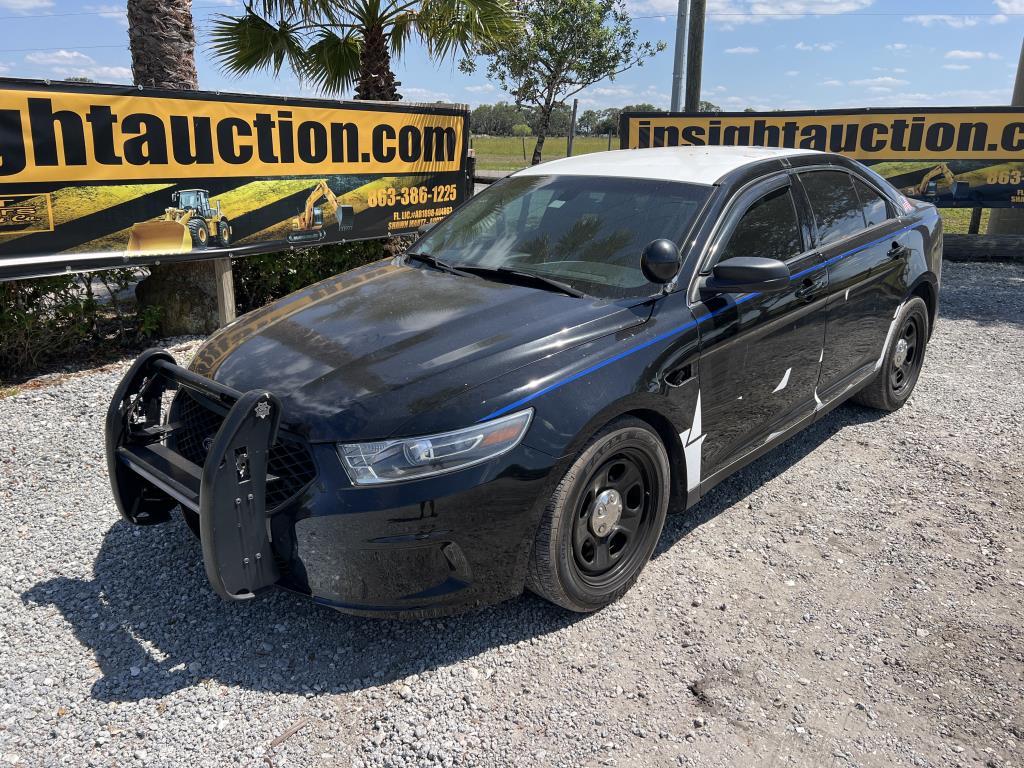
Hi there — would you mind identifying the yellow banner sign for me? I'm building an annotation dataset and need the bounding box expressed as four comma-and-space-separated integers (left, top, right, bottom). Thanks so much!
621, 109, 1024, 161
0, 85, 465, 184
0, 78, 470, 280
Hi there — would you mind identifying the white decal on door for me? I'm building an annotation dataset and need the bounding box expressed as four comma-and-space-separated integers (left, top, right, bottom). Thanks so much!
677, 391, 705, 493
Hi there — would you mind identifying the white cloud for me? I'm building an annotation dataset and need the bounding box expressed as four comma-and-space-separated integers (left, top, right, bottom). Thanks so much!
628, 0, 873, 25
0, 0, 54, 11
903, 14, 979, 28
946, 50, 1001, 60
991, 0, 1024, 23
822, 79, 844, 86
942, 64, 971, 71
867, 86, 892, 93
86, 4, 127, 26
25, 50, 94, 66
795, 41, 837, 52
886, 42, 908, 51
724, 46, 758, 54
464, 83, 495, 94
23, 49, 132, 83
850, 76, 909, 87
785, 69, 800, 76
403, 86, 452, 102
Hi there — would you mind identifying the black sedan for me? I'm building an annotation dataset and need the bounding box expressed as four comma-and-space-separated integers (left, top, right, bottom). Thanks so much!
106, 146, 942, 617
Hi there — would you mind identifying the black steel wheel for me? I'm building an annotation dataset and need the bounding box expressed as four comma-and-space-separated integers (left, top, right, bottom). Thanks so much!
853, 296, 929, 412
527, 417, 670, 612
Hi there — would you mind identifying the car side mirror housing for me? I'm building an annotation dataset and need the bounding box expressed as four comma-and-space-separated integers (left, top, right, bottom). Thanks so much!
640, 239, 681, 284
704, 256, 791, 295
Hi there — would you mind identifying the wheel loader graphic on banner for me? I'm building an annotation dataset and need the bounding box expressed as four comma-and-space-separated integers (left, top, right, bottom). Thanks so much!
127, 189, 232, 253
289, 180, 355, 244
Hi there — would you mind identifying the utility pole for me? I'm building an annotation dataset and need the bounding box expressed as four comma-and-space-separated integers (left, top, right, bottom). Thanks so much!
988, 35, 1024, 235
670, 0, 689, 111
567, 98, 579, 156
684, 0, 706, 113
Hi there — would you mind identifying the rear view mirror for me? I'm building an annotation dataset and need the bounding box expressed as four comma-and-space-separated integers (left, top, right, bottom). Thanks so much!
704, 257, 790, 295
640, 239, 681, 284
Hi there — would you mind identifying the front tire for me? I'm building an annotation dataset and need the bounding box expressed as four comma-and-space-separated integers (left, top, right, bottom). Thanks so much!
188, 219, 209, 249
853, 296, 929, 412
527, 417, 670, 612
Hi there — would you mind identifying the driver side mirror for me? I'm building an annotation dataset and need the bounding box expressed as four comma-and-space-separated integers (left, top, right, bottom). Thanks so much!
703, 257, 791, 295
640, 239, 682, 285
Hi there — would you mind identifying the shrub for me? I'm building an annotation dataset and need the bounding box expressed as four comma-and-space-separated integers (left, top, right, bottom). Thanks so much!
0, 241, 390, 382
0, 268, 149, 383
231, 240, 389, 313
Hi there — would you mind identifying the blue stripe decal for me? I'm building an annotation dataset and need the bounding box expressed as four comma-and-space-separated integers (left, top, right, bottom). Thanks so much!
479, 221, 917, 422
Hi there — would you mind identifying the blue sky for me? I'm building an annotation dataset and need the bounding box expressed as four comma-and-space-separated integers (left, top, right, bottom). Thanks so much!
1, 0, 1021, 112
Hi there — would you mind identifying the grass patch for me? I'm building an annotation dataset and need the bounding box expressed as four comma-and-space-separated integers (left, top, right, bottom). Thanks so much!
939, 207, 990, 235
471, 135, 615, 170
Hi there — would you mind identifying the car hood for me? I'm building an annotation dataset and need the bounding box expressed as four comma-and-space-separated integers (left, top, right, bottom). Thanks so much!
190, 259, 651, 442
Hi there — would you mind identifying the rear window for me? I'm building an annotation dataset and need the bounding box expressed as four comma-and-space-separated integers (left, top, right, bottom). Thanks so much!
799, 171, 866, 245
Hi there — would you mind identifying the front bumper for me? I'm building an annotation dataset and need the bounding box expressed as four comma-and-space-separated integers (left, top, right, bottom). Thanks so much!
278, 442, 555, 616
106, 349, 557, 617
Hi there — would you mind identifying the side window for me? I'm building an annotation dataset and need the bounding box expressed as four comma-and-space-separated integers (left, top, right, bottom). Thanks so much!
718, 187, 803, 264
853, 178, 890, 228
799, 171, 866, 245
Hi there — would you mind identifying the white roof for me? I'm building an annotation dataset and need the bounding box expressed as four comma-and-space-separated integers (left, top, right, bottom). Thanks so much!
514, 145, 820, 185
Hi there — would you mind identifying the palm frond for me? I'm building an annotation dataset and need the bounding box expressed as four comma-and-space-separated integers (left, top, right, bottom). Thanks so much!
388, 10, 417, 57
414, 0, 520, 61
209, 12, 308, 78
302, 29, 363, 95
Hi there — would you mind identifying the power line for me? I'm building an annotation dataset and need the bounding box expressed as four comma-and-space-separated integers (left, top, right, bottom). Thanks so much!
0, 44, 126, 54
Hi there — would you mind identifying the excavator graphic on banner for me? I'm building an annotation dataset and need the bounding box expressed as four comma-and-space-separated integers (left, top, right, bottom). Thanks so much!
288, 180, 355, 244
907, 162, 971, 202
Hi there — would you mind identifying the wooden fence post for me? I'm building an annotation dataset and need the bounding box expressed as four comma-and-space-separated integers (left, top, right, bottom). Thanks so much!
214, 258, 235, 327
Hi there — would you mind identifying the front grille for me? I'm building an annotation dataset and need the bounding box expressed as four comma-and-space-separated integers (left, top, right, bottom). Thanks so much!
171, 390, 317, 511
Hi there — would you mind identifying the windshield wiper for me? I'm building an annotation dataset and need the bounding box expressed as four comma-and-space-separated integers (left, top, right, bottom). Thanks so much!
406, 252, 473, 277
454, 265, 587, 298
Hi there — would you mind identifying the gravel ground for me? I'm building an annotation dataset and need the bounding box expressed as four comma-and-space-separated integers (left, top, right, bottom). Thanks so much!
1, 261, 1022, 768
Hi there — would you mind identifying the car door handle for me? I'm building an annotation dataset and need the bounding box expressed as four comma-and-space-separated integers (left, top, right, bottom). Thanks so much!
888, 241, 910, 259
794, 276, 824, 301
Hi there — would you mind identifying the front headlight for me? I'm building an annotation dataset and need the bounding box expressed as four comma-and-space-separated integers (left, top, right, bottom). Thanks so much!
338, 409, 533, 486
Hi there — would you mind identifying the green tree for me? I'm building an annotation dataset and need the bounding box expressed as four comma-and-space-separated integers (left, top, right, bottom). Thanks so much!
511, 123, 532, 137
698, 100, 721, 113
462, 0, 664, 164
472, 101, 530, 134
211, 0, 518, 100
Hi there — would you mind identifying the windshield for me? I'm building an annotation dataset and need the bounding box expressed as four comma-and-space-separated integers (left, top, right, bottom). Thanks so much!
412, 175, 711, 299
178, 191, 204, 209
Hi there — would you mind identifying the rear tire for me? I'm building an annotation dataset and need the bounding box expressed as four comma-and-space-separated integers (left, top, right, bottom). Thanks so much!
853, 296, 929, 412
526, 417, 670, 612
188, 219, 209, 249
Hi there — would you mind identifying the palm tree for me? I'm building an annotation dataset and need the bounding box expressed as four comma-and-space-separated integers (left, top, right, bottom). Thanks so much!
127, 0, 199, 90
128, 0, 226, 336
210, 0, 519, 101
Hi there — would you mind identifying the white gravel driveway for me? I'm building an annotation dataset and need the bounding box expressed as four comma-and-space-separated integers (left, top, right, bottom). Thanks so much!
1, 262, 1022, 768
